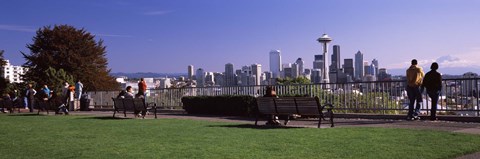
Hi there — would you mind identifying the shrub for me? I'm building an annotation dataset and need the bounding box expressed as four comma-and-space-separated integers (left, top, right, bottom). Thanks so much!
181, 95, 257, 116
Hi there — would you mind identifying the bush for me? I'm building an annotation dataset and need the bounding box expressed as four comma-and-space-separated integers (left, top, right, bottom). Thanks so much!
181, 95, 257, 116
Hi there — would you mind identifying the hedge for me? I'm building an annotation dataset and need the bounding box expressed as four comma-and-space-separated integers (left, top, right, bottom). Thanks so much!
181, 95, 257, 116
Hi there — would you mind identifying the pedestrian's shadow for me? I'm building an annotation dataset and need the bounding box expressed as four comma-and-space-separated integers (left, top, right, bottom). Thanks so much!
76, 116, 133, 120
7, 113, 47, 117
207, 124, 303, 129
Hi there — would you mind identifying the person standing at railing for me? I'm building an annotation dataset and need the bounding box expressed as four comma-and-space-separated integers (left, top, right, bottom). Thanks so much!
422, 62, 442, 121
26, 83, 37, 112
138, 78, 147, 102
406, 59, 424, 120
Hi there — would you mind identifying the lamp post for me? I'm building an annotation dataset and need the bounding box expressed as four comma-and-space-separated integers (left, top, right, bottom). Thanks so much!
317, 34, 332, 84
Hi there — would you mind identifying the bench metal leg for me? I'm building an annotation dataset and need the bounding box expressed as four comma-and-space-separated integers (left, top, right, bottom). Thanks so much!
329, 110, 334, 127
318, 114, 323, 128
284, 115, 290, 126
123, 110, 127, 118
154, 106, 157, 119
113, 110, 116, 118
254, 114, 259, 126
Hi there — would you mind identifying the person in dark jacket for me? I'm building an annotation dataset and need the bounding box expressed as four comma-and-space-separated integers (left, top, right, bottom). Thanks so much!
422, 62, 442, 121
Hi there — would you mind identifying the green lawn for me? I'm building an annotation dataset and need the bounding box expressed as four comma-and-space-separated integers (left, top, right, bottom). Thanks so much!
1, 114, 480, 159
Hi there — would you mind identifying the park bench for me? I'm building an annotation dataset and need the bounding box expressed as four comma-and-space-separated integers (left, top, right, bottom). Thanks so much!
255, 96, 334, 128
112, 98, 157, 119
0, 98, 23, 113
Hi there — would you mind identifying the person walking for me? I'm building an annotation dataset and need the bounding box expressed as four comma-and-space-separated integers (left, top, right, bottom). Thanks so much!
406, 59, 424, 120
75, 80, 83, 99
26, 83, 36, 112
42, 85, 51, 99
422, 62, 442, 121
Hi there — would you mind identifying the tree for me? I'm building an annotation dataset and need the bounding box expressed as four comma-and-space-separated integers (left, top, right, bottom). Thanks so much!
0, 50, 8, 94
22, 25, 119, 91
276, 77, 311, 85
44, 67, 74, 95
0, 50, 6, 66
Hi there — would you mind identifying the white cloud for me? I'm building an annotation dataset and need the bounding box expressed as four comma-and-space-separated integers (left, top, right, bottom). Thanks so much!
0, 24, 36, 32
387, 48, 480, 70
143, 10, 173, 16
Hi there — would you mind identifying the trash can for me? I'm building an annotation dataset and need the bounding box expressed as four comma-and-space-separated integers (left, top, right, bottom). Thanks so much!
80, 94, 90, 111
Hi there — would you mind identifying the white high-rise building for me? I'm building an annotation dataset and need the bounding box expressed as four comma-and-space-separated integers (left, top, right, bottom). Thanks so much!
196, 68, 205, 87
1, 60, 27, 83
187, 65, 194, 80
354, 51, 364, 81
269, 50, 282, 78
251, 64, 262, 85
224, 63, 235, 86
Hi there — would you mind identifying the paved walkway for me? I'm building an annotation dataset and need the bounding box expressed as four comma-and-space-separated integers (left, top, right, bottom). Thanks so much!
48, 110, 480, 159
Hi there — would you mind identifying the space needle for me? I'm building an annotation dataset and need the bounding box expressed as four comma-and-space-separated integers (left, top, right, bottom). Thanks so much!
317, 33, 332, 84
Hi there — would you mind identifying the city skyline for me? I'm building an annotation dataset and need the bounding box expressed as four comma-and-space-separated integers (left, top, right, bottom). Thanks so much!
1, 0, 480, 75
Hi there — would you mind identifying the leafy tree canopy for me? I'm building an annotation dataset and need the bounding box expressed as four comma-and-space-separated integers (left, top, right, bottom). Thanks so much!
0, 50, 6, 66
22, 25, 119, 91
276, 77, 311, 85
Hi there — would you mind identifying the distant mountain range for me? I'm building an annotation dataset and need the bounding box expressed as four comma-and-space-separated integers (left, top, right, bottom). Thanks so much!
388, 67, 480, 76
110, 72, 187, 79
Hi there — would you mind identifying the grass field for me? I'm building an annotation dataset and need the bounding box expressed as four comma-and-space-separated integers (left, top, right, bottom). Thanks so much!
1, 114, 480, 159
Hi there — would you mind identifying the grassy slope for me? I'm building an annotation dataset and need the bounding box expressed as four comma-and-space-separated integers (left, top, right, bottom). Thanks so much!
1, 114, 480, 159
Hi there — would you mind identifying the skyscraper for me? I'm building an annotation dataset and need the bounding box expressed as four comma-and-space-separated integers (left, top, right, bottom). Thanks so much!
291, 63, 299, 78
224, 63, 235, 86
187, 65, 194, 80
251, 63, 262, 85
354, 51, 364, 81
371, 59, 379, 78
295, 58, 304, 76
331, 45, 340, 72
343, 59, 354, 79
196, 68, 205, 87
313, 54, 323, 69
269, 50, 282, 78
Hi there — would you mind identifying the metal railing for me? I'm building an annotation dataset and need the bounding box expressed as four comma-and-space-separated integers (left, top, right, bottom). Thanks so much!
88, 78, 480, 116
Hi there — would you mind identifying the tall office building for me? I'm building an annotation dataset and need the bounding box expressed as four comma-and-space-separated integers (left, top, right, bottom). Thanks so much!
291, 63, 299, 78
205, 72, 215, 86
196, 68, 205, 87
251, 63, 262, 85
269, 50, 282, 78
187, 65, 194, 80
331, 45, 341, 72
371, 59, 379, 78
354, 51, 364, 81
295, 58, 304, 76
343, 59, 354, 79
224, 63, 235, 86
310, 69, 322, 84
313, 54, 323, 69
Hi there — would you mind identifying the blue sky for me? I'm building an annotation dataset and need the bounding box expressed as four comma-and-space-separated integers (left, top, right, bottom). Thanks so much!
1, 0, 480, 75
